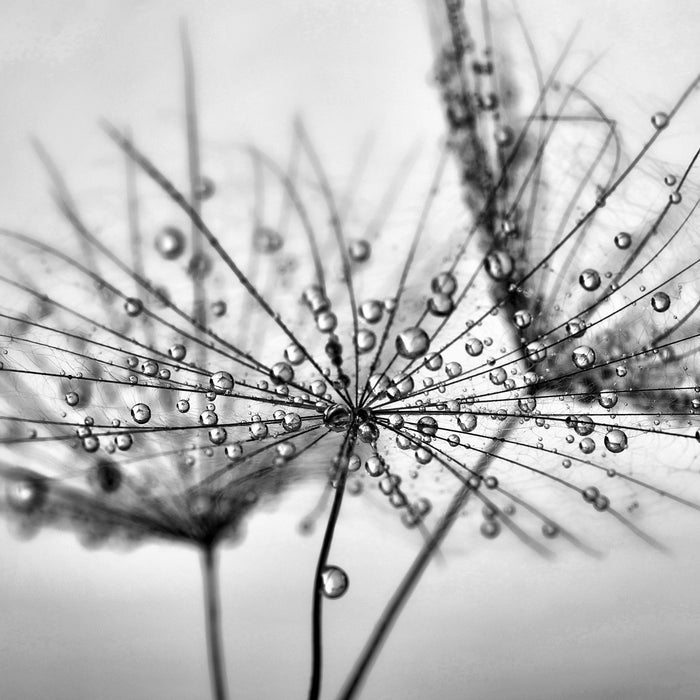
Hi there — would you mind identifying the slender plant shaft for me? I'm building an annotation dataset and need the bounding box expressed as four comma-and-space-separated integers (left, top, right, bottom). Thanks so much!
201, 544, 229, 700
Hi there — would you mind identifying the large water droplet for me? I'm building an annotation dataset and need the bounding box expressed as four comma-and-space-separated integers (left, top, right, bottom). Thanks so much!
320, 565, 349, 599
578, 269, 601, 291
572, 345, 596, 369
604, 429, 628, 453
210, 370, 234, 393
395, 327, 430, 359
651, 291, 670, 312
131, 403, 151, 424
155, 226, 186, 260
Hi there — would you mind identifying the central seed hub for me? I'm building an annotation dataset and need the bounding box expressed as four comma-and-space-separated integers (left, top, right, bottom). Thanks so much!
322, 404, 378, 443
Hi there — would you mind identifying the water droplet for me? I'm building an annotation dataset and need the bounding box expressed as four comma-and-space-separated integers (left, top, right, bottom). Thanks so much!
614, 232, 632, 250
651, 291, 670, 312
484, 250, 513, 280
211, 300, 227, 317
320, 565, 348, 599
417, 416, 438, 436
315, 311, 337, 333
431, 271, 457, 295
253, 226, 283, 253
270, 362, 294, 385
194, 175, 215, 200
176, 399, 190, 413
124, 297, 144, 317
169, 344, 187, 361
284, 343, 305, 365
65, 392, 79, 406
604, 429, 628, 453
155, 226, 186, 260
572, 345, 596, 369
365, 455, 385, 477
457, 410, 477, 433
210, 370, 234, 393
445, 361, 462, 378
566, 318, 586, 337
130, 403, 151, 424
6, 477, 46, 514
348, 239, 371, 262
579, 269, 601, 291
395, 327, 430, 359
355, 329, 376, 353
282, 413, 302, 432
208, 427, 227, 445
513, 310, 532, 329
579, 437, 596, 454
359, 299, 383, 324
465, 337, 483, 356
249, 419, 268, 440
115, 433, 133, 451
651, 111, 669, 129
427, 292, 454, 317
525, 342, 547, 363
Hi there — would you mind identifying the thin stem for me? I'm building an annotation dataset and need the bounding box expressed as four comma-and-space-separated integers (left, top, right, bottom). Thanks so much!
201, 544, 229, 700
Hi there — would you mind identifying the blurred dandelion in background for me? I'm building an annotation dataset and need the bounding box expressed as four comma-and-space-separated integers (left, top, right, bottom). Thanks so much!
2, 1, 700, 699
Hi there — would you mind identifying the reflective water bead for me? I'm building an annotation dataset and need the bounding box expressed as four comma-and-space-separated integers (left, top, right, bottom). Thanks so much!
614, 232, 631, 249
193, 175, 215, 200
489, 367, 507, 385
347, 454, 361, 472
389, 413, 404, 429
431, 271, 457, 295
355, 329, 376, 354
423, 352, 443, 371
359, 299, 383, 324
155, 226, 185, 260
169, 344, 187, 361
651, 111, 669, 129
320, 565, 348, 599
282, 413, 302, 432
414, 447, 432, 464
513, 309, 532, 329
209, 427, 227, 445
6, 477, 47, 514
572, 345, 596, 369
249, 420, 268, 440
270, 362, 294, 385
574, 415, 595, 436
443, 361, 461, 378
225, 443, 243, 460
566, 318, 586, 338
427, 292, 454, 317
598, 391, 618, 409
348, 239, 371, 262
211, 300, 227, 317
417, 416, 438, 436
578, 269, 601, 291
525, 342, 547, 363
651, 292, 670, 312
315, 311, 337, 333
199, 410, 218, 426
124, 297, 144, 317
480, 520, 501, 538
130, 403, 151, 424
284, 343, 305, 365
210, 370, 235, 393
365, 456, 385, 477
579, 437, 595, 454
395, 327, 430, 359
457, 411, 477, 433
176, 399, 190, 413
465, 337, 483, 356
115, 433, 133, 451
484, 250, 513, 280
65, 392, 79, 406
604, 429, 628, 453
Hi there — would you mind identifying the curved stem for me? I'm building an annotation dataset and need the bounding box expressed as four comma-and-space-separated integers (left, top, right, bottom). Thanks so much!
201, 544, 229, 700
